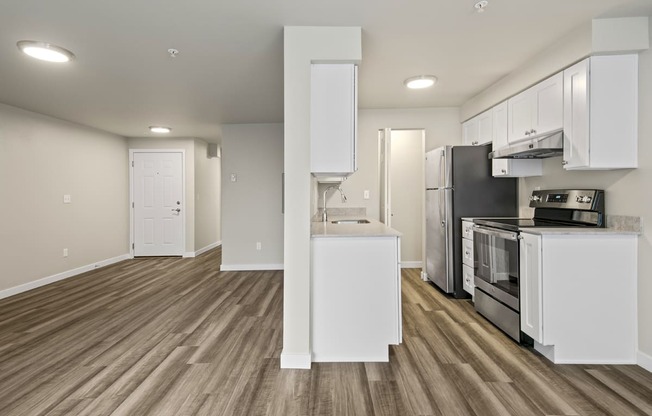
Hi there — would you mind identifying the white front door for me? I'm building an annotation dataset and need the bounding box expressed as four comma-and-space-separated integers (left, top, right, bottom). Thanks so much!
133, 152, 184, 256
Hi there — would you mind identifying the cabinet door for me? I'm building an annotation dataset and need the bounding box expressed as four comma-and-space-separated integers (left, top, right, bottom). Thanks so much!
462, 264, 474, 296
532, 72, 563, 137
520, 233, 543, 343
563, 59, 590, 169
462, 118, 479, 145
492, 102, 508, 149
476, 109, 493, 145
310, 64, 356, 175
462, 238, 473, 267
507, 90, 533, 143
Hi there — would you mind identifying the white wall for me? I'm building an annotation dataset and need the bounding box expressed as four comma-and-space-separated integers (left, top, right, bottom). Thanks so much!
0, 103, 129, 292
322, 107, 461, 220
221, 124, 283, 269
194, 139, 221, 251
460, 13, 652, 366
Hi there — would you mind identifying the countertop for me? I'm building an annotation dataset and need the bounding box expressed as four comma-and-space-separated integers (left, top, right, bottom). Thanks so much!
520, 227, 640, 236
311, 216, 401, 238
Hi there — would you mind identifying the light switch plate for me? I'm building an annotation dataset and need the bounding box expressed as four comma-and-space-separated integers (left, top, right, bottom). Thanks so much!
63, 194, 71, 203
230, 174, 237, 182
363, 190, 370, 200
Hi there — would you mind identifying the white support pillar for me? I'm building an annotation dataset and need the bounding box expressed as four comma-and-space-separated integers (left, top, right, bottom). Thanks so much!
281, 26, 362, 369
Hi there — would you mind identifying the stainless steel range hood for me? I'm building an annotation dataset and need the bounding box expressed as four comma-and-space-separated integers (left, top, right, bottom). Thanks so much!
489, 128, 563, 159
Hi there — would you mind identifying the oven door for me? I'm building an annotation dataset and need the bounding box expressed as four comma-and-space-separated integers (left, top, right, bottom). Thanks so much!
473, 225, 520, 311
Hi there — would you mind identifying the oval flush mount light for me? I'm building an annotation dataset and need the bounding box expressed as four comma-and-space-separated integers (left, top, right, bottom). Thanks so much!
404, 75, 438, 89
474, 0, 489, 13
17, 41, 75, 63
149, 126, 172, 134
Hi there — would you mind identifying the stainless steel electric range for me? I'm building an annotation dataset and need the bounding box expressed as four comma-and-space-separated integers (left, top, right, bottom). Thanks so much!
471, 189, 605, 342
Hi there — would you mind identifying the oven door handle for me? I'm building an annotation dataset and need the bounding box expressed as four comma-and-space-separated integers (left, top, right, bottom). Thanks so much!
472, 225, 518, 241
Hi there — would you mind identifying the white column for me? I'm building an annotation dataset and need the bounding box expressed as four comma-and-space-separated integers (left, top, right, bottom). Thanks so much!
281, 26, 362, 369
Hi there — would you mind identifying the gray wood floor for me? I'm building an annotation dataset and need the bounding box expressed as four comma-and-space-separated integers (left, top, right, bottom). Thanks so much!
0, 247, 650, 415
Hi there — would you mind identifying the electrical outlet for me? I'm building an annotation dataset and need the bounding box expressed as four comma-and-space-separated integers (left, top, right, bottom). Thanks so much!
63, 248, 68, 257
230, 173, 237, 182
63, 194, 71, 203
256, 242, 262, 251
363, 190, 370, 200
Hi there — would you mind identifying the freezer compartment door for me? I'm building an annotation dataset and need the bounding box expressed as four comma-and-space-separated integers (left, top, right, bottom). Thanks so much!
425, 188, 453, 292
425, 146, 452, 189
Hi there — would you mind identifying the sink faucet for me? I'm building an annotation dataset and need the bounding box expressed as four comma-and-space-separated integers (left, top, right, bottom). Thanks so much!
322, 185, 347, 222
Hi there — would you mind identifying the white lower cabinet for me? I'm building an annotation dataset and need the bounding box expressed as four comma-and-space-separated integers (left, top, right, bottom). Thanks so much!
311, 236, 401, 362
461, 220, 475, 296
519, 231, 637, 364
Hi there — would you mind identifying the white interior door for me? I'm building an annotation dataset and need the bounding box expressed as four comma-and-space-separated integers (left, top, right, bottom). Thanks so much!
133, 152, 184, 256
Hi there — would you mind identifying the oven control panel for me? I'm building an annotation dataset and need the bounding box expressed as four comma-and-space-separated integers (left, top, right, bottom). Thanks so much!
529, 189, 603, 211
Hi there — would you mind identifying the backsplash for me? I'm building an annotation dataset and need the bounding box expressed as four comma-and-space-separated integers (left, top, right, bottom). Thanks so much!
312, 207, 366, 221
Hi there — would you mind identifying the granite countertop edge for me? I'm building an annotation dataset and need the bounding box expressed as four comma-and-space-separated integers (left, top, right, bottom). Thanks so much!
311, 216, 401, 238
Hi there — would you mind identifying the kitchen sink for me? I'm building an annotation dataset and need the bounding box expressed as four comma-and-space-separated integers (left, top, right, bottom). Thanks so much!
331, 219, 370, 224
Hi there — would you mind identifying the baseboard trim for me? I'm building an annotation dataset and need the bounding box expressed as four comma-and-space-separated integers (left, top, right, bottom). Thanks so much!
0, 254, 130, 301
280, 352, 312, 369
220, 263, 284, 271
183, 252, 195, 258
401, 261, 423, 269
195, 241, 221, 257
638, 350, 652, 372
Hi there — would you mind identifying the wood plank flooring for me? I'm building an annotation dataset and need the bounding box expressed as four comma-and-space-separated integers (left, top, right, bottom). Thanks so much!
0, 247, 650, 415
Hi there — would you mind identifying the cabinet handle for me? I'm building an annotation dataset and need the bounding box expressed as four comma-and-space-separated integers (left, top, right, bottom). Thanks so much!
465, 251, 470, 256
472, 141, 478, 145
530, 129, 536, 134
524, 130, 530, 136
501, 169, 506, 174
562, 160, 568, 165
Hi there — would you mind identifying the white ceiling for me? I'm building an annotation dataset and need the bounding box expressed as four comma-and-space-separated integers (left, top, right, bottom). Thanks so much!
0, 0, 650, 142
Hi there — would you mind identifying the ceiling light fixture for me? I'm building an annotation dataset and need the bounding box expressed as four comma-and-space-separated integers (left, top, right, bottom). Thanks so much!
474, 0, 489, 13
149, 126, 172, 134
167, 48, 179, 58
17, 41, 75, 63
404, 75, 438, 89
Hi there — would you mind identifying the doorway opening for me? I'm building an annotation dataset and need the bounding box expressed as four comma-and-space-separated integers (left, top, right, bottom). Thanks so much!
378, 128, 425, 268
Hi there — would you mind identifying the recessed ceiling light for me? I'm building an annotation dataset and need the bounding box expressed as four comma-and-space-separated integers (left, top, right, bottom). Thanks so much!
404, 75, 438, 89
149, 126, 172, 134
17, 41, 75, 63
474, 1, 489, 13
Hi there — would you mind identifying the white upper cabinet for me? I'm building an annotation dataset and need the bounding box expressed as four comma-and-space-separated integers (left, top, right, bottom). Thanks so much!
562, 55, 638, 170
310, 64, 358, 176
492, 101, 542, 177
462, 108, 492, 146
508, 72, 563, 143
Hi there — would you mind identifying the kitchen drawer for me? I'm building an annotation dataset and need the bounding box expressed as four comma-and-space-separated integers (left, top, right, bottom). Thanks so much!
462, 238, 474, 267
462, 221, 474, 241
463, 264, 474, 295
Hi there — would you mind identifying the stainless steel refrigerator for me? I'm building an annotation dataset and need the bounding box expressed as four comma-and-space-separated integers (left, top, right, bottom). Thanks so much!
425, 144, 517, 298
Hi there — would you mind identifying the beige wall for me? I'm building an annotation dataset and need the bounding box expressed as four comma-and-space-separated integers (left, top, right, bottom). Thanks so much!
194, 139, 221, 251
322, 107, 461, 220
221, 123, 283, 268
460, 13, 652, 362
0, 103, 129, 292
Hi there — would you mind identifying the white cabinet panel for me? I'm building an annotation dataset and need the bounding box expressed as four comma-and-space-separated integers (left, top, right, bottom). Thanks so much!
462, 108, 492, 146
462, 220, 474, 240
519, 233, 543, 343
311, 64, 357, 176
462, 238, 473, 267
507, 72, 563, 144
492, 101, 542, 177
563, 55, 638, 170
462, 264, 474, 296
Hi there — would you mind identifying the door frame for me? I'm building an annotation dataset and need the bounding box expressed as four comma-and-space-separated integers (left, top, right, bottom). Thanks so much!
129, 149, 186, 258
378, 128, 426, 268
